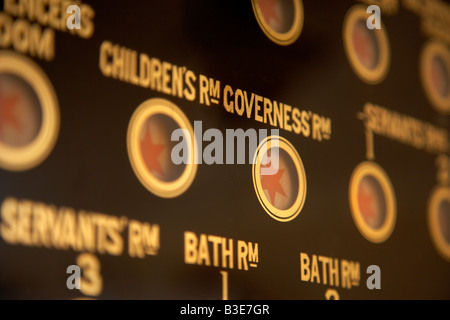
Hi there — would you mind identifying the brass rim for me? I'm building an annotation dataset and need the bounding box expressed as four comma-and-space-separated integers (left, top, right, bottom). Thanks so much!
428, 186, 450, 262
251, 0, 304, 46
343, 5, 390, 84
252, 135, 307, 222
127, 98, 197, 198
0, 51, 60, 171
420, 40, 450, 115
349, 161, 396, 243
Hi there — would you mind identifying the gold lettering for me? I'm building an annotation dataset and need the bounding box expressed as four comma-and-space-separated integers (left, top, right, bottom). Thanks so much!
99, 40, 112, 76
284, 104, 292, 132
310, 254, 320, 284
77, 211, 95, 252
301, 111, 311, 137
199, 74, 210, 106
36, 0, 49, 26
161, 61, 172, 95
273, 101, 283, 129
32, 202, 51, 247
263, 97, 273, 126
128, 220, 143, 258
0, 14, 13, 48
318, 256, 330, 285
4, 0, 19, 16
48, 0, 61, 29
222, 238, 233, 269
17, 200, 33, 245
29, 24, 54, 60
60, 208, 77, 250
139, 53, 151, 87
329, 258, 339, 287
234, 89, 245, 116
183, 70, 196, 101
184, 231, 197, 264
112, 44, 125, 80
94, 214, 107, 254
244, 91, 254, 118
292, 107, 301, 134
237, 240, 248, 270
208, 235, 222, 267
197, 234, 211, 266
172, 65, 184, 98
12, 19, 29, 54
0, 197, 18, 244
77, 253, 102, 296
150, 57, 162, 91
248, 242, 258, 264
300, 252, 310, 281
341, 259, 351, 289
129, 50, 139, 85
104, 216, 123, 256
223, 85, 234, 113
77, 3, 95, 39
141, 223, 159, 256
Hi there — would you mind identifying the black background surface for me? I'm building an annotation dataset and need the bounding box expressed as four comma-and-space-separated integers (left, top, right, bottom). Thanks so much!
0, 0, 449, 299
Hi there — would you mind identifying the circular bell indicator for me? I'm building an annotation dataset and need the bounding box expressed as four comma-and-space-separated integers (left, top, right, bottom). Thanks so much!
343, 5, 390, 84
428, 187, 450, 261
0, 51, 59, 171
252, 136, 307, 222
127, 98, 197, 198
349, 161, 396, 243
251, 0, 304, 46
420, 40, 450, 115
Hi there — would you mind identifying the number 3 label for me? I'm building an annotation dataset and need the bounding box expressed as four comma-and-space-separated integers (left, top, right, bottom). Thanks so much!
77, 253, 103, 296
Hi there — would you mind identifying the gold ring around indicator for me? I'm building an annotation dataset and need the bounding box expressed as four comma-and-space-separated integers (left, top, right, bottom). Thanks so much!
349, 161, 396, 243
251, 0, 304, 46
127, 98, 197, 198
0, 51, 59, 171
343, 5, 390, 84
420, 40, 450, 115
252, 135, 307, 222
428, 186, 450, 262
